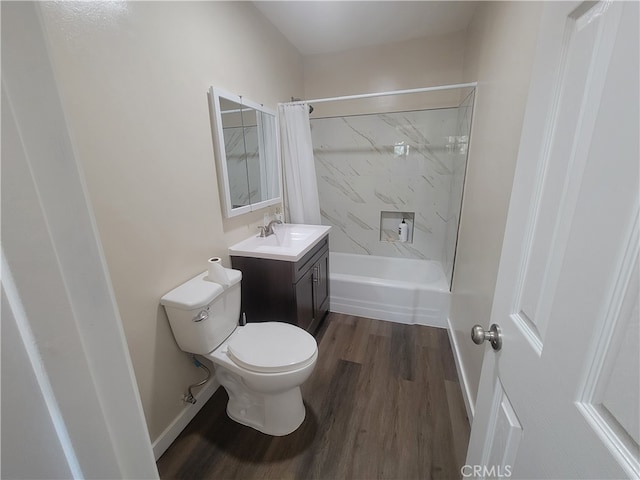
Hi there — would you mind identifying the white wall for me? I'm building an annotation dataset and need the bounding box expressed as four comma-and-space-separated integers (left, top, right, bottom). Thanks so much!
303, 31, 468, 117
38, 1, 303, 444
448, 1, 544, 416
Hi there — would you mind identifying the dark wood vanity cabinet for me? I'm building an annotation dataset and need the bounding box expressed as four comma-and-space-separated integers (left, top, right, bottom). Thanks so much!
230, 236, 329, 334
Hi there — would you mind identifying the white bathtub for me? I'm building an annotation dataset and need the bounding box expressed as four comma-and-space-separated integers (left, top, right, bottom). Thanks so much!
329, 252, 451, 327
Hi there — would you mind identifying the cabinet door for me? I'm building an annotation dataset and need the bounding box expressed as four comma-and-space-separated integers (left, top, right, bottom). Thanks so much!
312, 250, 330, 324
231, 256, 296, 323
294, 266, 314, 331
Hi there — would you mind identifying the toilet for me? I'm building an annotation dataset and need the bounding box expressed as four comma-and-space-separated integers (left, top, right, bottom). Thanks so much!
160, 268, 318, 436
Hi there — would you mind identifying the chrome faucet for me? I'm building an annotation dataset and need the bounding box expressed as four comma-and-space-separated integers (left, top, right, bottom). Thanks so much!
257, 219, 282, 237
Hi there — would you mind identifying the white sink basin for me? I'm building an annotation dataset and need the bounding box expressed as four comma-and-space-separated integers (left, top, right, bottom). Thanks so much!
229, 224, 331, 262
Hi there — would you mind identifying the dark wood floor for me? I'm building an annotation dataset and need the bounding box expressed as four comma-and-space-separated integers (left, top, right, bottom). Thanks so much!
157, 313, 470, 480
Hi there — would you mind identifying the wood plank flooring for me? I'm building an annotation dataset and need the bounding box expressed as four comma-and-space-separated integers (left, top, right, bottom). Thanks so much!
157, 313, 470, 480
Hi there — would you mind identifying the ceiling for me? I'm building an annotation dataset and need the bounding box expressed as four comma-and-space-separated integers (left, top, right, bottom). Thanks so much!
253, 1, 478, 56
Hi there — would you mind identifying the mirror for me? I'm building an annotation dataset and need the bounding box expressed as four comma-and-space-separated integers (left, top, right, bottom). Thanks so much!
209, 87, 281, 218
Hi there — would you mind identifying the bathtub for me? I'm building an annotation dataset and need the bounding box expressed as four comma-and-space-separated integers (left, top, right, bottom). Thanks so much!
329, 252, 450, 327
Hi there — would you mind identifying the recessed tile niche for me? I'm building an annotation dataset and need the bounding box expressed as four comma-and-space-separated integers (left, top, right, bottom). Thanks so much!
380, 211, 414, 243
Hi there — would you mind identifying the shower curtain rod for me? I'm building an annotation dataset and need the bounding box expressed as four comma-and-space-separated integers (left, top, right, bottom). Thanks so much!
284, 82, 477, 106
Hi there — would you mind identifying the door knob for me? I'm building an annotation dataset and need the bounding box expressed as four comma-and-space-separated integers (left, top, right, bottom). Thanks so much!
471, 324, 502, 351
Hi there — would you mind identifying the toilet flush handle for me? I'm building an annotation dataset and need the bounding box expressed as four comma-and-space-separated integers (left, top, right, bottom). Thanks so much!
193, 309, 209, 322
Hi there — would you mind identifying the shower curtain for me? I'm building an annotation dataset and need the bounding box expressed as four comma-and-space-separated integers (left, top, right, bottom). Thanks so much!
278, 103, 321, 225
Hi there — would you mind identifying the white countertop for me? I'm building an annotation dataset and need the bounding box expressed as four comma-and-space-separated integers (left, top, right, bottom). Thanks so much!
229, 224, 331, 262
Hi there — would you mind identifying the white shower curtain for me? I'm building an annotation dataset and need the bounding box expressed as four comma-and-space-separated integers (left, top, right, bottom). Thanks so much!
278, 103, 322, 225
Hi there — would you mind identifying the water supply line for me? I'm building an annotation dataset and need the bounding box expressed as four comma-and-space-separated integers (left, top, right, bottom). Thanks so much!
183, 355, 211, 405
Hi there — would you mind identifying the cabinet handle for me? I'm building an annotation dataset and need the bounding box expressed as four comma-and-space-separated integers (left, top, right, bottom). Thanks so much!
313, 265, 319, 283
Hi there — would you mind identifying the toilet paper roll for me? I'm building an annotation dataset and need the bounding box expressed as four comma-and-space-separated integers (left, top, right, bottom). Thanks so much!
206, 257, 230, 288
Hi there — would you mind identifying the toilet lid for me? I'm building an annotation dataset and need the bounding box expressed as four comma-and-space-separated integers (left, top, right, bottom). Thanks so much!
226, 322, 317, 373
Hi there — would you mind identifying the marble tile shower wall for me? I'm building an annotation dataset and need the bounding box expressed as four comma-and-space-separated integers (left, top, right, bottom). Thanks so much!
312, 108, 467, 266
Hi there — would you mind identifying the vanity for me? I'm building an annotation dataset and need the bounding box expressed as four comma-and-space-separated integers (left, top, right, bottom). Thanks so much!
229, 224, 331, 334
209, 87, 329, 333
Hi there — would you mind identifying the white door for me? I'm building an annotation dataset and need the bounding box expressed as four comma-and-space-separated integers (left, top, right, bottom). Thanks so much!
2, 3, 158, 478
466, 2, 639, 479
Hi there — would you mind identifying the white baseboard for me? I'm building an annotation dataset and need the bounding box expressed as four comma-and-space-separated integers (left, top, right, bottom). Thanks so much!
151, 379, 220, 460
447, 317, 475, 424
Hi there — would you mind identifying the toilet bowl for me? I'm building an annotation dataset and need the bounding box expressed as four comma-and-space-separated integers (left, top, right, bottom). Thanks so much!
208, 322, 317, 435
160, 268, 317, 436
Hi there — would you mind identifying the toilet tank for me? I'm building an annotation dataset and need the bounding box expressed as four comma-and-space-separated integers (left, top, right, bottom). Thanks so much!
160, 268, 242, 355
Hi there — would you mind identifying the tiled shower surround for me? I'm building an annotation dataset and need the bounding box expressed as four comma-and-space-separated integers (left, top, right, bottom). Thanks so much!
311, 104, 472, 285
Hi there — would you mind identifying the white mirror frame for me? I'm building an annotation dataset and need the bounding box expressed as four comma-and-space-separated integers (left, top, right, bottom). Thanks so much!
209, 87, 282, 218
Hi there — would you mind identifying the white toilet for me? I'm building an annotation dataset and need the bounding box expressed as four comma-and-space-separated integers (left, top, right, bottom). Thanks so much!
160, 268, 318, 436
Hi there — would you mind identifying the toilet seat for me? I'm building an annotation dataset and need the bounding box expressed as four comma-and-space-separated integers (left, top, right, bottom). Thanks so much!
226, 322, 317, 373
